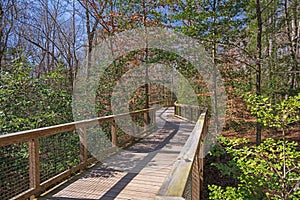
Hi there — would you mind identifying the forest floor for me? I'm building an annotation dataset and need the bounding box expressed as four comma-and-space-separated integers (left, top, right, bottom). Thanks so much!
201, 96, 300, 199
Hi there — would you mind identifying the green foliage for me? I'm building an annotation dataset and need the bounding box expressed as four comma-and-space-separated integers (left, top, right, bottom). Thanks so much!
95, 49, 209, 118
0, 60, 72, 134
244, 93, 300, 128
168, 0, 247, 58
208, 185, 244, 200
209, 137, 300, 200
0, 60, 75, 199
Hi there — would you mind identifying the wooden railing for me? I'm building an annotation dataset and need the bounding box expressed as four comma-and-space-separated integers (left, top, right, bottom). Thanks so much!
174, 102, 206, 123
0, 108, 157, 200
149, 98, 175, 108
157, 104, 208, 200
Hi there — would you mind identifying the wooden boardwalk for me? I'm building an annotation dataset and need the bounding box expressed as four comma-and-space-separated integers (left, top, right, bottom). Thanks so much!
39, 107, 195, 200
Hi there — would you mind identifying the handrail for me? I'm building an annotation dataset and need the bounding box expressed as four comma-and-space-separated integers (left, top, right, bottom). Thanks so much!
157, 105, 208, 199
174, 102, 205, 109
0, 108, 156, 147
174, 102, 206, 123
0, 107, 157, 200
149, 99, 174, 107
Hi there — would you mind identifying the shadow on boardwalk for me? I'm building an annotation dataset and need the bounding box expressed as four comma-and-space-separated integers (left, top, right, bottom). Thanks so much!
40, 107, 195, 200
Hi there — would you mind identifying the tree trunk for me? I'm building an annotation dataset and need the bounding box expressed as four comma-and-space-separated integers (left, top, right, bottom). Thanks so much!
0, 3, 4, 68
255, 0, 262, 145
142, 0, 150, 125
212, 0, 219, 135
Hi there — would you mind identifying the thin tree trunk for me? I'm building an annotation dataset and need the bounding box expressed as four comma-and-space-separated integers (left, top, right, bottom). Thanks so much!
85, 6, 92, 78
256, 0, 262, 145
282, 127, 287, 199
284, 0, 299, 91
142, 0, 150, 125
0, 3, 4, 68
290, 0, 299, 90
212, 0, 219, 134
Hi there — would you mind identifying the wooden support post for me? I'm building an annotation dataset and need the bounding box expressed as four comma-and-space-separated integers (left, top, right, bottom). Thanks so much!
191, 116, 207, 200
190, 107, 193, 122
174, 105, 176, 115
144, 111, 150, 130
79, 127, 87, 167
198, 114, 208, 196
149, 83, 151, 104
162, 86, 164, 106
111, 120, 117, 146
192, 153, 200, 200
154, 110, 156, 126
133, 115, 138, 136
198, 153, 204, 194
152, 109, 156, 127
29, 138, 40, 199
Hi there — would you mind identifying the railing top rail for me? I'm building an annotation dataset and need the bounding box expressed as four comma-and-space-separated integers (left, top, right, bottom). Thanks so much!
157, 109, 208, 198
0, 107, 157, 147
174, 102, 207, 110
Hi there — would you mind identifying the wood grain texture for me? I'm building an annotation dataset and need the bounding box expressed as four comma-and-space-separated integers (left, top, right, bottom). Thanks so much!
157, 110, 208, 199
38, 107, 197, 200
1, 108, 157, 200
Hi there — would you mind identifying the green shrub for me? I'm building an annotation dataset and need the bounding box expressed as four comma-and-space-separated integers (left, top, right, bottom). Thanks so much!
0, 61, 72, 134
209, 137, 300, 200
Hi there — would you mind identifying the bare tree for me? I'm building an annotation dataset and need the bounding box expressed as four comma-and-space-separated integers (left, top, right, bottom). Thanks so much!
13, 0, 85, 87
0, 0, 17, 68
283, 0, 299, 91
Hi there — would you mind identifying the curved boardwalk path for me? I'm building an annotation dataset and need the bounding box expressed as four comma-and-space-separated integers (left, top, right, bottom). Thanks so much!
39, 107, 195, 200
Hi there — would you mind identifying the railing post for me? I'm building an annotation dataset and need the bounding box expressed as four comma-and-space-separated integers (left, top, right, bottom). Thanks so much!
111, 120, 117, 146
190, 112, 207, 200
197, 113, 208, 199
174, 104, 177, 115
29, 138, 40, 199
192, 152, 200, 200
190, 107, 193, 122
144, 111, 150, 131
133, 115, 138, 135
79, 127, 87, 168
152, 109, 156, 127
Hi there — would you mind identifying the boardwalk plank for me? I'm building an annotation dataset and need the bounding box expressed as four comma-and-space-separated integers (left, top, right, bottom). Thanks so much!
39, 107, 194, 200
